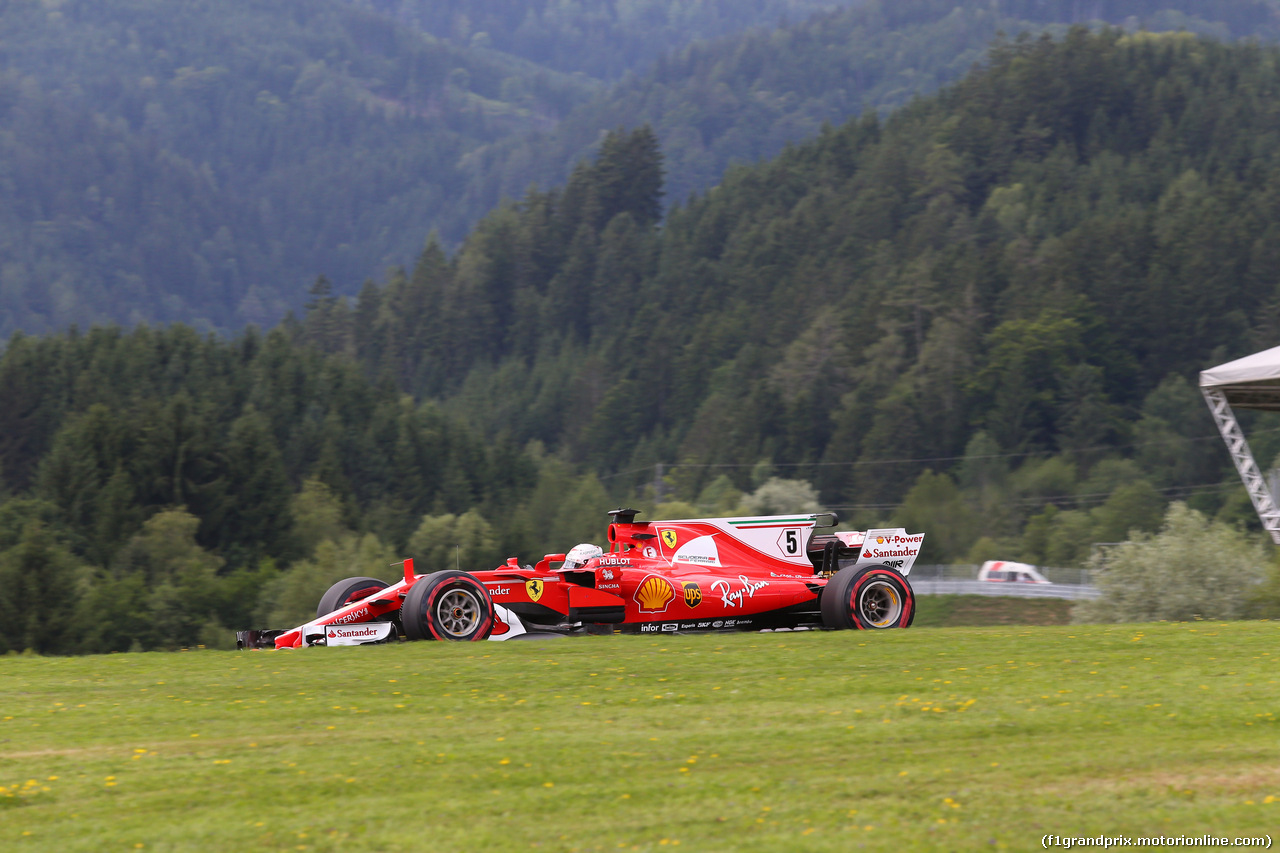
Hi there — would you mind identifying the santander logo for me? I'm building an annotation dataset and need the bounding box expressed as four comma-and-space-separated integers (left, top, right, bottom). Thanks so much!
328, 625, 383, 639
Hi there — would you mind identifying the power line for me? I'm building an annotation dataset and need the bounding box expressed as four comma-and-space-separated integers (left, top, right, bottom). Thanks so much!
598, 464, 658, 481
599, 426, 1280, 479
827, 479, 1242, 513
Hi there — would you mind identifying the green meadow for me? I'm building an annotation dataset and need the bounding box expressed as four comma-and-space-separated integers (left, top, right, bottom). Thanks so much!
2, 621, 1278, 852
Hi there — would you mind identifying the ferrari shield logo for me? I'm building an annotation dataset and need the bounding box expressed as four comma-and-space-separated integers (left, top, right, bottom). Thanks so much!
682, 582, 702, 608
661, 529, 678, 549
525, 579, 544, 602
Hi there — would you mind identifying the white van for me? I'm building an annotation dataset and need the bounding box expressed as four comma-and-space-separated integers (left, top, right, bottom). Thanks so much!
978, 560, 1050, 584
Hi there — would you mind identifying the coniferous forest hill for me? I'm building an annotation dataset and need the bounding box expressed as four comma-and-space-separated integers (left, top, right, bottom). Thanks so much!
2, 0, 1278, 338
9, 28, 1280, 654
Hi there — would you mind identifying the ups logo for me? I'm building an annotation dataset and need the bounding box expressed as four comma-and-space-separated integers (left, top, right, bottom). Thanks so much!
682, 582, 702, 608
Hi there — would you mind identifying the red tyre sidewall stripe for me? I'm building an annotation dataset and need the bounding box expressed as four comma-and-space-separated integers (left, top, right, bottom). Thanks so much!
344, 587, 382, 607
470, 577, 494, 641
424, 581, 448, 641
896, 579, 914, 628
847, 573, 870, 630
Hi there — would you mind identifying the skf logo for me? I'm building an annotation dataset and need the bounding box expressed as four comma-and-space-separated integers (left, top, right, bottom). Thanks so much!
661, 529, 678, 549
682, 582, 702, 608
525, 579, 544, 602
634, 574, 675, 613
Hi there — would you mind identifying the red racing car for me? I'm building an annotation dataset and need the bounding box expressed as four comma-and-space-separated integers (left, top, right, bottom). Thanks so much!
237, 509, 924, 648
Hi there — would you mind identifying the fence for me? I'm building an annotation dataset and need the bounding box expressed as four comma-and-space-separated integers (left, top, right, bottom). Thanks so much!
908, 564, 1101, 600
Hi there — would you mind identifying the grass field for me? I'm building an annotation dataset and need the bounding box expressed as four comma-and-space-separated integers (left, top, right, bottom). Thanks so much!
2, 621, 1279, 852
913, 594, 1074, 627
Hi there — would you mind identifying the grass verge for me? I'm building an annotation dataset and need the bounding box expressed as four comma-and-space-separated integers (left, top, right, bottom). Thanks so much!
913, 594, 1075, 627
2, 622, 1279, 851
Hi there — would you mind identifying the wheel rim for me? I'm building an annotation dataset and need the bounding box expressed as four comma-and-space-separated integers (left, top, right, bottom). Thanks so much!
857, 579, 902, 628
436, 587, 482, 637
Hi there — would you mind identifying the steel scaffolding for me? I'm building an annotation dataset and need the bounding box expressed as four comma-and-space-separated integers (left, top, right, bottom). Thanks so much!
1202, 386, 1280, 544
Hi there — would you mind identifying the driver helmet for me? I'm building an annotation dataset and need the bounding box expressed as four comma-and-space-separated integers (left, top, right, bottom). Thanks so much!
563, 543, 603, 570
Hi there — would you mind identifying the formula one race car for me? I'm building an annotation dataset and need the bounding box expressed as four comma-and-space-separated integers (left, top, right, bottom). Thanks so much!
237, 509, 924, 649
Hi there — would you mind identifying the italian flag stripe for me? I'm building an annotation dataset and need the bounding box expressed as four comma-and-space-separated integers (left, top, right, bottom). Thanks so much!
728, 517, 812, 527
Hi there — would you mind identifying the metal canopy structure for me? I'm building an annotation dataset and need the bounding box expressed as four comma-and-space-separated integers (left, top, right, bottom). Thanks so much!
1201, 345, 1280, 544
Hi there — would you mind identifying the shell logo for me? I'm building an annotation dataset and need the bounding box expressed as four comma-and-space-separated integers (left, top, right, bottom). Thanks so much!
876, 536, 885, 545
634, 574, 676, 613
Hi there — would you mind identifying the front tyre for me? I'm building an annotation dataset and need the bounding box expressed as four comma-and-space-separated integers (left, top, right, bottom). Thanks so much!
401, 571, 494, 641
317, 576, 390, 619
820, 565, 914, 630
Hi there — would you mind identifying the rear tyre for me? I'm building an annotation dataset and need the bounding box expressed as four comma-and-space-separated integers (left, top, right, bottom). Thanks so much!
820, 565, 914, 630
401, 571, 494, 641
317, 576, 390, 619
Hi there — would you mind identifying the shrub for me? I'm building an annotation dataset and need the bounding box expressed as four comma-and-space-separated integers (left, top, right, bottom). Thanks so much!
1074, 502, 1267, 623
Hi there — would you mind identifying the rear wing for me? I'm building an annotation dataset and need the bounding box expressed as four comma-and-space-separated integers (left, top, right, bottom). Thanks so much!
809, 528, 925, 576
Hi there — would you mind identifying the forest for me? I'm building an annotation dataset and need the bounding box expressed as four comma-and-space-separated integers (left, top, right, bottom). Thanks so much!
7, 29, 1280, 653
458, 0, 1280, 233
344, 0, 850, 80
334, 27, 1280, 532
1, 0, 1277, 338
0, 0, 597, 336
